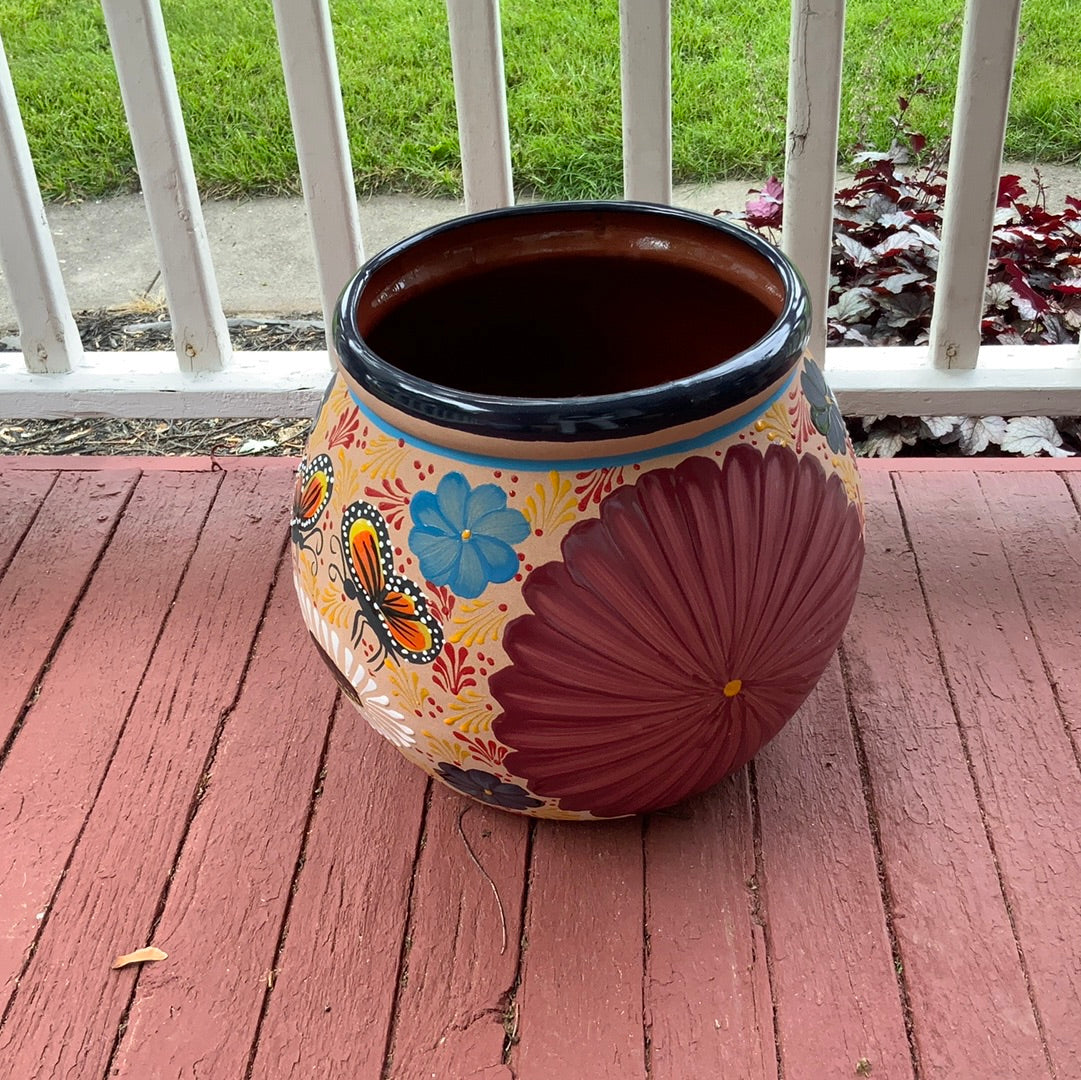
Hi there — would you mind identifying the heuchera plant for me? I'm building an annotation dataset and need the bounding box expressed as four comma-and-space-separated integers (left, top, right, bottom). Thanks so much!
736, 113, 1081, 456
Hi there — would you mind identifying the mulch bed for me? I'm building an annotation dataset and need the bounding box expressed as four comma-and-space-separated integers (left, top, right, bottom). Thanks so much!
1, 308, 322, 457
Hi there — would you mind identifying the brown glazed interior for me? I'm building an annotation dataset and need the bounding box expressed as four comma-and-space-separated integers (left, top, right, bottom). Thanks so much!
335, 202, 809, 440
357, 207, 782, 398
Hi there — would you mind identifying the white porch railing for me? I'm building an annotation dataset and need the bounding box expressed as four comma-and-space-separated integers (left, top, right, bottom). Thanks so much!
0, 0, 1079, 419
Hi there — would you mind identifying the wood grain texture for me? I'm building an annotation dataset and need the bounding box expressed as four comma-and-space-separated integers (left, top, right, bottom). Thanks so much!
512, 819, 646, 1080
754, 657, 914, 1080
0, 467, 288, 1078
979, 471, 1081, 747
247, 706, 428, 1080
387, 785, 527, 1080
0, 470, 219, 1013
843, 470, 1048, 1076
897, 470, 1081, 1075
644, 775, 776, 1080
0, 469, 136, 746
0, 468, 53, 572
109, 558, 339, 1077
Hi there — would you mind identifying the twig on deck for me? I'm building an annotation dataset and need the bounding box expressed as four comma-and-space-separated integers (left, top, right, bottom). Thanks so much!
457, 807, 508, 955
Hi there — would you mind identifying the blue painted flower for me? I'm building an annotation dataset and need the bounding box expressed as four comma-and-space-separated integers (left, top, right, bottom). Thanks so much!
409, 473, 530, 599
801, 359, 848, 454
436, 763, 543, 810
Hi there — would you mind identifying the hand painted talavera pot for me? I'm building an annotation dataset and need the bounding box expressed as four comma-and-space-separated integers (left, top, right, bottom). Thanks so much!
291, 201, 864, 820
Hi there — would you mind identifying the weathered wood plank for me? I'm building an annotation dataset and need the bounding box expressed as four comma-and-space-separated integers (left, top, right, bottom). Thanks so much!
979, 471, 1081, 747
0, 468, 53, 573
0, 470, 219, 1014
754, 657, 914, 1080
0, 468, 287, 1078
247, 709, 427, 1080
0, 469, 136, 748
387, 786, 527, 1080
512, 820, 646, 1080
843, 470, 1048, 1076
896, 470, 1081, 1075
644, 775, 776, 1080
109, 558, 339, 1077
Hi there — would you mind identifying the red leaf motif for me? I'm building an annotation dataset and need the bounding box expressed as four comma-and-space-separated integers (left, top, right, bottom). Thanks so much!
432, 642, 477, 695
452, 732, 509, 769
327, 406, 361, 450
364, 476, 412, 529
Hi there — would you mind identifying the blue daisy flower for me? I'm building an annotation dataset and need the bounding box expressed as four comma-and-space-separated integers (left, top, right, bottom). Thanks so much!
409, 472, 530, 599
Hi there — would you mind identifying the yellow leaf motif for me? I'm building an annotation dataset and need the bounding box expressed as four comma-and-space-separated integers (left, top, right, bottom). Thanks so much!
318, 584, 353, 630
444, 689, 497, 734
753, 398, 791, 447
425, 734, 471, 765
449, 599, 510, 646
832, 454, 866, 529
361, 434, 409, 480
327, 377, 352, 417
387, 664, 431, 716
334, 446, 363, 504
521, 471, 578, 535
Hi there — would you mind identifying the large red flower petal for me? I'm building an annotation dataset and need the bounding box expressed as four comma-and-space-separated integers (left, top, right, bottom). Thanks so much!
491, 445, 863, 816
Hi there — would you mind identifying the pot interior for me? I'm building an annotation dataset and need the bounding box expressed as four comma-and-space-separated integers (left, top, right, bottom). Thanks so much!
354, 206, 787, 400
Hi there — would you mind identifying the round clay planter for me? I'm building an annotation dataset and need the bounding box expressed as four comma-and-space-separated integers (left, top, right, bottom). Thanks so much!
291, 201, 864, 820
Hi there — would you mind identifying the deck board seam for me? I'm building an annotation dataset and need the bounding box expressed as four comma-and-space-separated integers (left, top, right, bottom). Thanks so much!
499, 818, 534, 1078
243, 692, 343, 1080
976, 473, 1081, 776
0, 470, 140, 775
100, 527, 290, 1077
891, 471, 1059, 1079
748, 760, 783, 1080
837, 640, 922, 1078
380, 779, 434, 1080
641, 815, 653, 1080
1064, 472, 1081, 518
0, 470, 57, 582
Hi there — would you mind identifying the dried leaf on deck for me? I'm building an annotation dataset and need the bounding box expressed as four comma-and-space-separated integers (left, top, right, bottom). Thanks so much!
111, 946, 168, 969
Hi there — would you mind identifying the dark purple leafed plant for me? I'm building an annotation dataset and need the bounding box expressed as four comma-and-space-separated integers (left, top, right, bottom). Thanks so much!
733, 110, 1081, 457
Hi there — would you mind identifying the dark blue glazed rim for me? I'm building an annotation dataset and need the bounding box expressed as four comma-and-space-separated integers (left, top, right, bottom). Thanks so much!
333, 201, 810, 442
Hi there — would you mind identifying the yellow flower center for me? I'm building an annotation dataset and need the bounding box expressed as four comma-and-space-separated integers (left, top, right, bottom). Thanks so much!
723, 679, 743, 698
461, 529, 472, 541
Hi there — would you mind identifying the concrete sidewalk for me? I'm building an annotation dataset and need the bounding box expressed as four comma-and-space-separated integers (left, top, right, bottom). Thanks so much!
2, 163, 1079, 329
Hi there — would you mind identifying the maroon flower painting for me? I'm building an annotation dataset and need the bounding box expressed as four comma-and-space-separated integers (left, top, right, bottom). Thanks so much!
491, 445, 864, 817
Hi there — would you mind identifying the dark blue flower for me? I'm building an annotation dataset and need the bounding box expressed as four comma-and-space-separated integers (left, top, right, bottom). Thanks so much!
409, 473, 530, 599
801, 359, 848, 454
436, 763, 543, 810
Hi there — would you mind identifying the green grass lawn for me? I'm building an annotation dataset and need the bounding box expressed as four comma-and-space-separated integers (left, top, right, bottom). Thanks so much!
1, 0, 1078, 202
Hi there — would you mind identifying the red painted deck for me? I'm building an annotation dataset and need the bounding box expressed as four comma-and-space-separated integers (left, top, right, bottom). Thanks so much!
1, 455, 1079, 1080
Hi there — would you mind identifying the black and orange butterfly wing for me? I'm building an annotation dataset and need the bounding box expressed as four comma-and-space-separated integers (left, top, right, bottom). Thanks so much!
340, 501, 443, 665
291, 454, 334, 542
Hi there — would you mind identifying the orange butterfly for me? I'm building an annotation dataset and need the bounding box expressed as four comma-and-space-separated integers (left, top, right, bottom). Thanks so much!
291, 454, 333, 567
336, 500, 443, 667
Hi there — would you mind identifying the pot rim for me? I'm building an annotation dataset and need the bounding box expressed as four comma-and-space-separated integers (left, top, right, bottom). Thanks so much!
333, 200, 810, 442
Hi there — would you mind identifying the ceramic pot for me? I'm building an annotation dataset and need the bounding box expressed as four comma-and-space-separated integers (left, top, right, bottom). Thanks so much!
292, 201, 864, 820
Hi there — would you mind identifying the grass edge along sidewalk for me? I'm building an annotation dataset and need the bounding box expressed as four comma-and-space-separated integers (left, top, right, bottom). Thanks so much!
1, 0, 1078, 202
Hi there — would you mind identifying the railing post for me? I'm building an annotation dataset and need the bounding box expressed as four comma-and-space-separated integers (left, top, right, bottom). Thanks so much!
781, 0, 845, 367
0, 34, 83, 374
929, 0, 1023, 370
101, 0, 231, 372
445, 0, 514, 213
271, 0, 364, 356
619, 0, 672, 204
